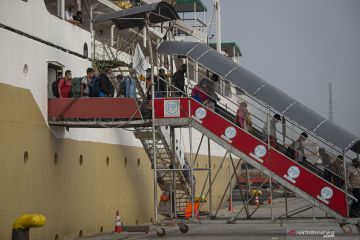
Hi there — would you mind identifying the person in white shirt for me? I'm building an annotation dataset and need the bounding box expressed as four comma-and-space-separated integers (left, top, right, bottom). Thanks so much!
262, 113, 281, 149
65, 7, 74, 21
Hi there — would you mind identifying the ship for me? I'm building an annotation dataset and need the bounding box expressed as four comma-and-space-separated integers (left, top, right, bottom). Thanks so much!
0, 0, 238, 239
1, 0, 360, 239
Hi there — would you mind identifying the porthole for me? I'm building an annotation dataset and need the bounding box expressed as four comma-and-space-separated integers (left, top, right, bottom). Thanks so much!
100, 226, 104, 233
54, 234, 59, 240
23, 64, 28, 78
137, 158, 140, 167
24, 151, 29, 165
79, 155, 83, 166
136, 219, 139, 225
106, 157, 110, 167
83, 43, 88, 58
150, 218, 153, 223
79, 230, 83, 237
124, 157, 127, 167
54, 153, 59, 165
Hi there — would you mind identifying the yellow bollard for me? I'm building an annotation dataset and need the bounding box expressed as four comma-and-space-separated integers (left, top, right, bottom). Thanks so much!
12, 214, 46, 240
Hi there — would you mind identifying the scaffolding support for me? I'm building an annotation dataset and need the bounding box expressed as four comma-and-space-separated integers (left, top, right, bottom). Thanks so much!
170, 127, 176, 218
145, 14, 158, 223
207, 137, 213, 217
229, 155, 250, 217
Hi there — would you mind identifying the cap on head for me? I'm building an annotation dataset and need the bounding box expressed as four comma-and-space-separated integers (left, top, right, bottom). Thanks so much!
211, 74, 219, 82
274, 114, 281, 121
301, 132, 308, 138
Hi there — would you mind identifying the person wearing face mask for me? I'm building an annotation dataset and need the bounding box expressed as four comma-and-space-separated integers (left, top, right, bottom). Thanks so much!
125, 69, 137, 98
348, 158, 360, 217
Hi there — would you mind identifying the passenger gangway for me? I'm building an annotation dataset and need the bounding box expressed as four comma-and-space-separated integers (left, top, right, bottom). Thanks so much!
154, 97, 349, 220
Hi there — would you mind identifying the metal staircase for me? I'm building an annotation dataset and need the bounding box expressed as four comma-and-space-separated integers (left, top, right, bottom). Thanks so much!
132, 75, 192, 217
133, 126, 192, 216
154, 97, 354, 222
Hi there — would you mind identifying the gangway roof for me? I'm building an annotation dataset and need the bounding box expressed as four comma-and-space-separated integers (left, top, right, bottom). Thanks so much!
94, 2, 180, 30
175, 0, 208, 12
157, 41, 360, 153
209, 42, 242, 57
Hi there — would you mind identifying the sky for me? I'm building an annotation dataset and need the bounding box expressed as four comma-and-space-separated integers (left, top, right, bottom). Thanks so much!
199, 0, 360, 136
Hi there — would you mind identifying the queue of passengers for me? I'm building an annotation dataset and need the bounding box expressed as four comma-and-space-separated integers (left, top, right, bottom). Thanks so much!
54, 67, 173, 99
54, 68, 137, 99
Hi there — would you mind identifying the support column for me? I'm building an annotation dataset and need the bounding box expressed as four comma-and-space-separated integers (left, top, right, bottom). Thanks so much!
110, 25, 116, 47
58, 0, 65, 19
145, 14, 158, 223
186, 57, 189, 95
77, 0, 82, 11
170, 127, 176, 218
232, 46, 236, 63
215, 0, 222, 53
207, 137, 212, 217
143, 27, 147, 48
342, 150, 349, 217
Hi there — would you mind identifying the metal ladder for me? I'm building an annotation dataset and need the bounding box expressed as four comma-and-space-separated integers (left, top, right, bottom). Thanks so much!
133, 77, 192, 216
133, 127, 192, 216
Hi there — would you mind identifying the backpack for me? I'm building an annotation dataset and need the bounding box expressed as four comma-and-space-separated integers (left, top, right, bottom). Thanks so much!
70, 77, 82, 98
99, 74, 114, 96
52, 79, 60, 98
89, 77, 100, 97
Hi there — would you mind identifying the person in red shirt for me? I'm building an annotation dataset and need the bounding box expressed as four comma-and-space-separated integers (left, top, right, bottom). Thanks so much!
58, 70, 72, 98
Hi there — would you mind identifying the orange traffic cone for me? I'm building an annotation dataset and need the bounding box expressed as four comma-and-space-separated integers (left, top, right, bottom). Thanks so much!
114, 210, 123, 233
255, 196, 259, 207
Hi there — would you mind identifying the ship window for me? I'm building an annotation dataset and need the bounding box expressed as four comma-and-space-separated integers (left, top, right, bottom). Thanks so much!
79, 155, 83, 166
137, 158, 140, 167
83, 43, 88, 58
54, 234, 59, 240
54, 152, 59, 165
79, 230, 83, 237
23, 64, 28, 78
24, 151, 29, 165
22, 0, 28, 2
106, 156, 110, 167
124, 157, 127, 167
100, 226, 104, 232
